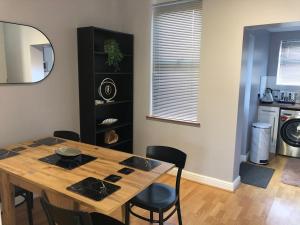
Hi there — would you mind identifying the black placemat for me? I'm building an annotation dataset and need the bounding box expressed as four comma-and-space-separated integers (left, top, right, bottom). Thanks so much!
119, 156, 161, 171
118, 167, 135, 175
35, 137, 65, 146
28, 143, 42, 147
11, 147, 27, 152
104, 174, 122, 183
67, 177, 120, 201
0, 149, 19, 160
239, 162, 274, 188
39, 154, 96, 170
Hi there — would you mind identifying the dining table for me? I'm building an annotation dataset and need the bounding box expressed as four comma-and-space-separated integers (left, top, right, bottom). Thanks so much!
0, 137, 174, 225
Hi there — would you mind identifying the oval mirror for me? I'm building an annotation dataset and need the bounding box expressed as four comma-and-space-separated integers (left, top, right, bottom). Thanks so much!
0, 21, 54, 84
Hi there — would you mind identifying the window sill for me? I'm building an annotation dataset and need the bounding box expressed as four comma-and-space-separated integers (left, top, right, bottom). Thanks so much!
146, 115, 200, 127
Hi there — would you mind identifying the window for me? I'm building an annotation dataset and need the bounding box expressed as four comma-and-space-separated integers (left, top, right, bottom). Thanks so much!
277, 40, 300, 86
150, 0, 202, 124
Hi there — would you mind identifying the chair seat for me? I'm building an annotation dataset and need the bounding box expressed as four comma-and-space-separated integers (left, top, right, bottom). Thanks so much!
131, 183, 177, 212
91, 212, 125, 225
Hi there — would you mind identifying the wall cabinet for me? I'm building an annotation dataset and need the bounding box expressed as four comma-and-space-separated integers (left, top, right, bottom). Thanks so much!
258, 106, 279, 153
77, 27, 133, 153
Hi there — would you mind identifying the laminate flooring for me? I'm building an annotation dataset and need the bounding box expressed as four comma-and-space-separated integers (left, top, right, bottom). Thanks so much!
13, 156, 300, 225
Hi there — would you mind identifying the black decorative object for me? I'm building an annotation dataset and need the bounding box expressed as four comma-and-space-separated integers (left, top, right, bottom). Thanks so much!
77, 26, 133, 153
67, 177, 121, 201
120, 156, 161, 172
39, 154, 96, 170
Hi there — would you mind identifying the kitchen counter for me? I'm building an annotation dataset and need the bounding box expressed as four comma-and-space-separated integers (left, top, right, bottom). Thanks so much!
259, 102, 300, 110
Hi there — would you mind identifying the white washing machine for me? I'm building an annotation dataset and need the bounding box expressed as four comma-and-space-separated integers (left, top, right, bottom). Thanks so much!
277, 109, 300, 157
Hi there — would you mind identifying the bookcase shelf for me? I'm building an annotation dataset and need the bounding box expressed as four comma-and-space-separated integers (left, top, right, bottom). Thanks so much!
78, 26, 134, 153
96, 122, 132, 134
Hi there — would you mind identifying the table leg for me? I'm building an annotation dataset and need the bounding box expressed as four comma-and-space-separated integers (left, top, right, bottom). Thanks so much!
0, 172, 16, 225
121, 204, 126, 223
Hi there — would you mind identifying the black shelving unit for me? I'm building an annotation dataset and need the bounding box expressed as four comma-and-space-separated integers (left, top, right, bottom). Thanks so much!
77, 27, 133, 153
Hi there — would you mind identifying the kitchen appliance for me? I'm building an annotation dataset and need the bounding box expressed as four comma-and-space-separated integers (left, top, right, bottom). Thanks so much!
272, 89, 280, 102
250, 122, 271, 164
261, 88, 274, 103
278, 91, 296, 104
277, 109, 300, 157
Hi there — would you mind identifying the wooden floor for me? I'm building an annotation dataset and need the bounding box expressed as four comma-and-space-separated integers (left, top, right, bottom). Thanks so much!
14, 156, 300, 225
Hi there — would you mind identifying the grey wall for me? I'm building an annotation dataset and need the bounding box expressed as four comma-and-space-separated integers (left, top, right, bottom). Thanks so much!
0, 0, 125, 147
268, 30, 300, 76
238, 31, 255, 157
239, 29, 270, 156
247, 30, 270, 153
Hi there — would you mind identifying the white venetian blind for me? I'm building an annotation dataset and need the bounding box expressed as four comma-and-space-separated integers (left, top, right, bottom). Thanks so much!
151, 0, 202, 123
277, 40, 300, 86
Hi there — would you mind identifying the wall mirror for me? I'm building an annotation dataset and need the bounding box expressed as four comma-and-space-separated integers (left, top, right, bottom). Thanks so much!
0, 21, 54, 84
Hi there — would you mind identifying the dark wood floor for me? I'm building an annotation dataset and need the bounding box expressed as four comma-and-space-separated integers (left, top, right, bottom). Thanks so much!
13, 156, 300, 225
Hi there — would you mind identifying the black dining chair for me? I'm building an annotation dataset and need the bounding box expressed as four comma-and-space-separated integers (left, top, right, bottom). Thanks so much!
40, 191, 125, 225
53, 130, 80, 142
125, 146, 187, 225
14, 187, 34, 225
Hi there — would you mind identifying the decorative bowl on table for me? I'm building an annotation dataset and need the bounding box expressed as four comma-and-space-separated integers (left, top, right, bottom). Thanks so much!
55, 147, 81, 160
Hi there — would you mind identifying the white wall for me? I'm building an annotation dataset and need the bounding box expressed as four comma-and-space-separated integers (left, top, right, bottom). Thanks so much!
0, 0, 125, 147
3, 24, 25, 82
121, 0, 300, 182
30, 45, 45, 82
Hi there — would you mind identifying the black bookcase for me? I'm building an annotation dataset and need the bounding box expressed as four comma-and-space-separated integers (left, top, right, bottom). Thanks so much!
77, 27, 133, 153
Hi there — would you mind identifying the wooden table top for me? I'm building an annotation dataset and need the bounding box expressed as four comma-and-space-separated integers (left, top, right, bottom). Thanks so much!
0, 138, 174, 215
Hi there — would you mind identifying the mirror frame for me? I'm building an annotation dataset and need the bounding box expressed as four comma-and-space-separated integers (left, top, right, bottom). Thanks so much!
0, 21, 55, 85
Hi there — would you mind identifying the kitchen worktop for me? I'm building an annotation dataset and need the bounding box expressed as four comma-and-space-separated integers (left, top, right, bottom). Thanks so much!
259, 102, 300, 110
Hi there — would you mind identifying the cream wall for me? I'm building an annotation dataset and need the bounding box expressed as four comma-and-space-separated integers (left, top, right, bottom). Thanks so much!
121, 0, 300, 182
0, 0, 124, 147
0, 23, 7, 82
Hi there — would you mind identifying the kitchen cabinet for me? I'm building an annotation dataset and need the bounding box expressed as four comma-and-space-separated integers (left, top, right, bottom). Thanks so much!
258, 106, 279, 153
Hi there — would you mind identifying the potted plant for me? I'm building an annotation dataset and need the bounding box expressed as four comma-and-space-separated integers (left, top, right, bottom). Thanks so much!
104, 39, 124, 72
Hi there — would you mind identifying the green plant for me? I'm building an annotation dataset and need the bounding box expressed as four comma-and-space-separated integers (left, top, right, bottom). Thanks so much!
104, 39, 124, 72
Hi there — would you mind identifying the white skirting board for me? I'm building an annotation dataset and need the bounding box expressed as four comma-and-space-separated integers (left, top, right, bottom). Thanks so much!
168, 168, 241, 192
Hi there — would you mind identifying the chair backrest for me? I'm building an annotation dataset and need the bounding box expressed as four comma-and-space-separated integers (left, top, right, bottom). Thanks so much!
146, 146, 187, 169
146, 146, 187, 196
40, 191, 93, 225
53, 130, 80, 142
